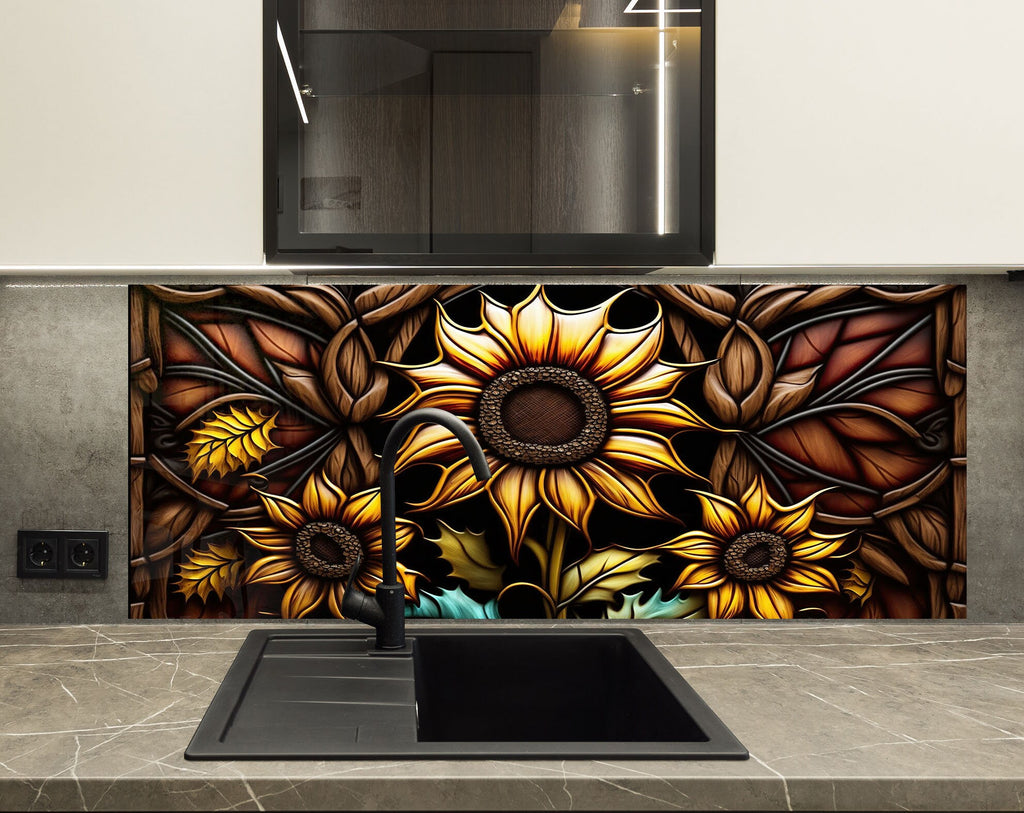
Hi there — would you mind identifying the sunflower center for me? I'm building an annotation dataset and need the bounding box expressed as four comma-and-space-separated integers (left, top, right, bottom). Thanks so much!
478, 366, 609, 465
722, 531, 788, 582
294, 521, 362, 580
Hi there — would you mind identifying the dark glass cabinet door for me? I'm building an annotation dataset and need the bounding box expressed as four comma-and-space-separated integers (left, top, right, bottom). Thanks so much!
266, 0, 714, 267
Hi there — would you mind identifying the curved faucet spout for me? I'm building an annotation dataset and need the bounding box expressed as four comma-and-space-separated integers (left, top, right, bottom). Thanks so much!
371, 408, 491, 650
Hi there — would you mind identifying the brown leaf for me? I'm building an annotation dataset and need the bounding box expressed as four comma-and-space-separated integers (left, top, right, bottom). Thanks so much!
355, 285, 443, 325
740, 285, 857, 329
320, 322, 389, 421
142, 500, 216, 559
386, 305, 432, 363
858, 537, 910, 586
862, 284, 955, 305
884, 507, 949, 570
197, 321, 272, 384
665, 310, 707, 364
641, 284, 734, 328
145, 285, 226, 303
323, 426, 380, 494
703, 321, 773, 425
709, 437, 762, 501
757, 365, 821, 427
248, 319, 312, 367
231, 285, 352, 330
272, 362, 338, 421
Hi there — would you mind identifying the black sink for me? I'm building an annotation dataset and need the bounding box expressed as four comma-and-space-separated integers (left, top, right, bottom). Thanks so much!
185, 628, 747, 760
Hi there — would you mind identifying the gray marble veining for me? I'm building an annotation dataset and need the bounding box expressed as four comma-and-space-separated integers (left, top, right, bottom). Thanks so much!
0, 621, 1022, 810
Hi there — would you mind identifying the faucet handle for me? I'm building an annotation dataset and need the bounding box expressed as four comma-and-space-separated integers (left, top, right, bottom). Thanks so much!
340, 551, 384, 628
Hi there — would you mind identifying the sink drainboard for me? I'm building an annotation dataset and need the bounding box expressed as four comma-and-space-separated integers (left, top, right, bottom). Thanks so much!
185, 628, 748, 760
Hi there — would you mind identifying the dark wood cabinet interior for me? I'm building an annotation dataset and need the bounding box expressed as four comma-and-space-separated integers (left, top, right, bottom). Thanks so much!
266, 0, 714, 268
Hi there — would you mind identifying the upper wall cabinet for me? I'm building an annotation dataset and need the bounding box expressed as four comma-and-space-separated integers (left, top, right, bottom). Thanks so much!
0, 0, 263, 269
715, 0, 1024, 268
266, 0, 714, 268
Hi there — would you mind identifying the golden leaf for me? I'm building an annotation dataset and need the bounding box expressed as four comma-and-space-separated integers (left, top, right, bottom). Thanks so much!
185, 406, 279, 481
841, 557, 875, 605
558, 548, 660, 608
174, 540, 244, 603
427, 521, 506, 592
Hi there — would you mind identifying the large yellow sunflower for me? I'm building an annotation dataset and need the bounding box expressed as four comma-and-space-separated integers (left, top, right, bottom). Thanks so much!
668, 475, 851, 618
235, 472, 419, 618
386, 286, 713, 557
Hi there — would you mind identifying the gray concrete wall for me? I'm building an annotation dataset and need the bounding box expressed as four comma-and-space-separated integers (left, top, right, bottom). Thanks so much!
0, 273, 1019, 623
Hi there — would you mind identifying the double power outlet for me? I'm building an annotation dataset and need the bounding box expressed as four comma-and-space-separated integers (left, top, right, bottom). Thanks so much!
17, 530, 108, 579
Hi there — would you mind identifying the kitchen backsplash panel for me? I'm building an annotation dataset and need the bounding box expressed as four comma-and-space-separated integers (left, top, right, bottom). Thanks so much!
129, 283, 966, 620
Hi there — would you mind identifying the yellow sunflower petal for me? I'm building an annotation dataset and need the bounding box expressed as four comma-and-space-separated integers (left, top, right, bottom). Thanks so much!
610, 400, 714, 435
328, 581, 346, 618
769, 491, 824, 538
340, 488, 381, 531
252, 487, 306, 530
607, 360, 702, 402
437, 305, 512, 378
587, 319, 663, 390
395, 422, 476, 471
281, 576, 327, 619
790, 532, 850, 561
481, 293, 520, 360
601, 429, 698, 477
539, 467, 596, 540
690, 490, 745, 539
747, 583, 795, 619
244, 554, 300, 585
579, 459, 675, 522
232, 528, 292, 552
510, 286, 556, 364
397, 563, 423, 601
708, 581, 745, 618
393, 518, 418, 551
386, 359, 483, 392
397, 384, 480, 416
551, 298, 612, 368
664, 530, 724, 561
740, 476, 776, 531
775, 562, 841, 594
301, 471, 347, 521
671, 562, 727, 590
411, 458, 491, 512
487, 464, 542, 560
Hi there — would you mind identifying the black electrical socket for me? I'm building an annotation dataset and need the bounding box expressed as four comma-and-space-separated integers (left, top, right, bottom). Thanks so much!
17, 530, 108, 579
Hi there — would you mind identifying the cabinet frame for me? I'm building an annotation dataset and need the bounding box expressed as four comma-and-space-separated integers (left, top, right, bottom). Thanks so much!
263, 0, 715, 269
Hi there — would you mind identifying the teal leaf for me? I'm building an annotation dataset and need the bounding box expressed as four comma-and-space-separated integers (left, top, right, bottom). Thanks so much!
606, 589, 706, 620
406, 586, 501, 620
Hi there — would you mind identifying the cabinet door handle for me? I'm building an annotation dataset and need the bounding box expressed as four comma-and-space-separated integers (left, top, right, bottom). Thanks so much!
276, 20, 308, 124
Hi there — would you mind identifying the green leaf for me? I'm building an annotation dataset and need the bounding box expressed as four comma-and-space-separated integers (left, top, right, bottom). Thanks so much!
405, 586, 501, 620
558, 548, 660, 609
607, 589, 707, 620
426, 522, 505, 591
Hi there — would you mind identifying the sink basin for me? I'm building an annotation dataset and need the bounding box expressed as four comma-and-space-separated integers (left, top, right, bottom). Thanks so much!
185, 628, 747, 760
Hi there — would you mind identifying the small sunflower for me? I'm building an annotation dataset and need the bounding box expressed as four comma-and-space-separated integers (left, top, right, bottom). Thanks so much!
235, 472, 419, 619
668, 476, 852, 619
386, 286, 714, 557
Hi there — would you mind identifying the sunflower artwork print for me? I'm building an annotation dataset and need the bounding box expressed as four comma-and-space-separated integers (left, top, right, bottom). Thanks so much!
131, 283, 966, 620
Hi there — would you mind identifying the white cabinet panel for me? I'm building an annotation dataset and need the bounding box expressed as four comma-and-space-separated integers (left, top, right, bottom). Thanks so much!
0, 0, 263, 268
716, 0, 1024, 267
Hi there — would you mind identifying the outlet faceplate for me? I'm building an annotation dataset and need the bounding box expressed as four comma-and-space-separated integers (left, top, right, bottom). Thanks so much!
18, 531, 108, 579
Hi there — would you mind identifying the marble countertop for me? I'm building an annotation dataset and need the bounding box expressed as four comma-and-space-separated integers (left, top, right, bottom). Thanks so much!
0, 621, 1021, 811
